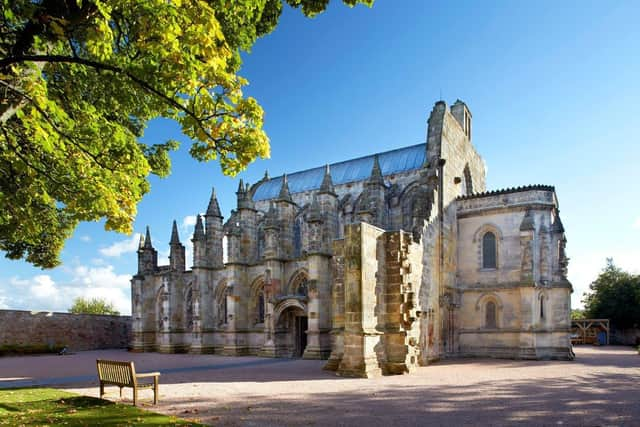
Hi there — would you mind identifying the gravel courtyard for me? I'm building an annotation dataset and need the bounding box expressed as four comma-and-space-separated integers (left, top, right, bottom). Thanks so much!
1, 346, 638, 426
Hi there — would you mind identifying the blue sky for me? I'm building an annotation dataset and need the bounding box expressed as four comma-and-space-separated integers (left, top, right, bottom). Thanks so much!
1, 0, 639, 314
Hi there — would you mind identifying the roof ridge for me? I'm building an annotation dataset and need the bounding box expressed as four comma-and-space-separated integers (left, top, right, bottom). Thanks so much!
266, 142, 426, 182
252, 142, 427, 201
456, 184, 555, 201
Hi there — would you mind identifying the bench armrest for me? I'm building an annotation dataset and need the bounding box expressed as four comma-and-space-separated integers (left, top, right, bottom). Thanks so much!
136, 372, 161, 378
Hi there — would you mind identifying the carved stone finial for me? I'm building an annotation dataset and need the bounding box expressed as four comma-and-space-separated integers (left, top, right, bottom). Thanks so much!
236, 179, 254, 209
278, 174, 292, 202
368, 155, 385, 186
319, 164, 335, 195
206, 187, 222, 218
193, 214, 205, 240
144, 226, 153, 249
170, 220, 180, 245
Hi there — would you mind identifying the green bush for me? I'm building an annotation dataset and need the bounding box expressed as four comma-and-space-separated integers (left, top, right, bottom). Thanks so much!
0, 344, 66, 356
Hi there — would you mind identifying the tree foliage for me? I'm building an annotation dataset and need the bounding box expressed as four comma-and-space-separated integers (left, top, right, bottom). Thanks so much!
570, 308, 585, 320
582, 258, 640, 329
0, 0, 373, 268
68, 296, 119, 315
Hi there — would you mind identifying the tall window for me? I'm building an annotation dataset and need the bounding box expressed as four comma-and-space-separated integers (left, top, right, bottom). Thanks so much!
258, 290, 265, 323
539, 294, 545, 319
485, 301, 497, 329
223, 287, 230, 324
293, 217, 302, 258
463, 165, 473, 195
482, 232, 497, 269
185, 287, 193, 330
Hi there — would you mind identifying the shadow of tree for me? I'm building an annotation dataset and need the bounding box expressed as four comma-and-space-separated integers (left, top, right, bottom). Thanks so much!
0, 388, 199, 426
155, 371, 640, 426
6, 347, 639, 425
0, 402, 19, 412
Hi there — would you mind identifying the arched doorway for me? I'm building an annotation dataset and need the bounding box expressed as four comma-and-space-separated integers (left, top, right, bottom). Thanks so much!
273, 299, 308, 358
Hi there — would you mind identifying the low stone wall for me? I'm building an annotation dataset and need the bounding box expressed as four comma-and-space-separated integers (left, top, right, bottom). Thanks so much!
612, 328, 640, 346
0, 309, 131, 353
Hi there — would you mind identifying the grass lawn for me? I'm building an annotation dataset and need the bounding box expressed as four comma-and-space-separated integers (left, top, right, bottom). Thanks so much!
0, 388, 202, 426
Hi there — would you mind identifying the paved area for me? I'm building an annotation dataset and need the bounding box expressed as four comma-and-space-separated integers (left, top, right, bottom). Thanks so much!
1, 347, 639, 426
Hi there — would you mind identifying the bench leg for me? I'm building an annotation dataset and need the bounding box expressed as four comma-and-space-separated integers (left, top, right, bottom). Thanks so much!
133, 387, 138, 406
119, 386, 123, 399
154, 376, 159, 405
99, 383, 104, 400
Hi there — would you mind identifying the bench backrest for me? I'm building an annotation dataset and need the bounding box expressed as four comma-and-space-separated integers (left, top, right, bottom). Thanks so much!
96, 359, 136, 387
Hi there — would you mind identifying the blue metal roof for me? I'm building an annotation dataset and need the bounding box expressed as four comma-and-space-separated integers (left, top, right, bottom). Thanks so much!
253, 143, 426, 201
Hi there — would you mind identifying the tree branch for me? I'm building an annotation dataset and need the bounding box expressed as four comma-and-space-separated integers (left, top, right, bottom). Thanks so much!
0, 55, 234, 151
0, 79, 117, 172
1, 55, 224, 127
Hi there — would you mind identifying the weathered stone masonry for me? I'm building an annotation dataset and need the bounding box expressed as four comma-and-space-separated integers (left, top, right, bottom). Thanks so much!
0, 309, 131, 352
131, 99, 574, 377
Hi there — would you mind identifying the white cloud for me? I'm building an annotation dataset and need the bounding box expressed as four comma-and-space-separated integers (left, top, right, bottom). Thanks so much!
9, 275, 64, 309
79, 235, 91, 242
4, 263, 132, 315
182, 215, 197, 229
68, 264, 131, 314
30, 275, 58, 299
71, 264, 131, 290
99, 233, 141, 257
632, 217, 640, 230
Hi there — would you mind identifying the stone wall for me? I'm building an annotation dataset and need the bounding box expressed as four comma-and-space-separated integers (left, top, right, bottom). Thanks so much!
0, 309, 131, 352
612, 328, 640, 346
455, 187, 573, 360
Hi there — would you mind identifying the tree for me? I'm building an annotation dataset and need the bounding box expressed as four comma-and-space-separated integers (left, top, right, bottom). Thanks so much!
582, 258, 640, 329
571, 308, 585, 320
69, 296, 119, 315
0, 0, 373, 268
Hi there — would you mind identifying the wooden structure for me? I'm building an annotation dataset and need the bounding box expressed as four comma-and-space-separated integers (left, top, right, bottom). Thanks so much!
96, 359, 160, 406
571, 319, 609, 345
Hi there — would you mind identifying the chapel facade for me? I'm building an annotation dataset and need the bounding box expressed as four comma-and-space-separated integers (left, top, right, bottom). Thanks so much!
130, 99, 574, 377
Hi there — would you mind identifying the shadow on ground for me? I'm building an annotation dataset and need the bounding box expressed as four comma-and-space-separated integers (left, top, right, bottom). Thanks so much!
155, 371, 640, 426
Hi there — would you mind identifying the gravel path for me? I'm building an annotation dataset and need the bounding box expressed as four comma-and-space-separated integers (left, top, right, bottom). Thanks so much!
1, 346, 638, 426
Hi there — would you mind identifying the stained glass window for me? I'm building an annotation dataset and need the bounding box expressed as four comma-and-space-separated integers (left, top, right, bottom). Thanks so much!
482, 232, 497, 269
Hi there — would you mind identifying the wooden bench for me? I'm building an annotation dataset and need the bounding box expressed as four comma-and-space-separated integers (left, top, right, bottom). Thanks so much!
96, 359, 160, 406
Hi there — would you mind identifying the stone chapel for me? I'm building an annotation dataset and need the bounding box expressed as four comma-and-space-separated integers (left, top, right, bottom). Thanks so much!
130, 99, 574, 377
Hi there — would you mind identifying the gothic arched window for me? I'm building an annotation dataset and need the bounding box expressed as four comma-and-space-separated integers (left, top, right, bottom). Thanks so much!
485, 301, 497, 329
482, 232, 497, 269
223, 287, 230, 325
